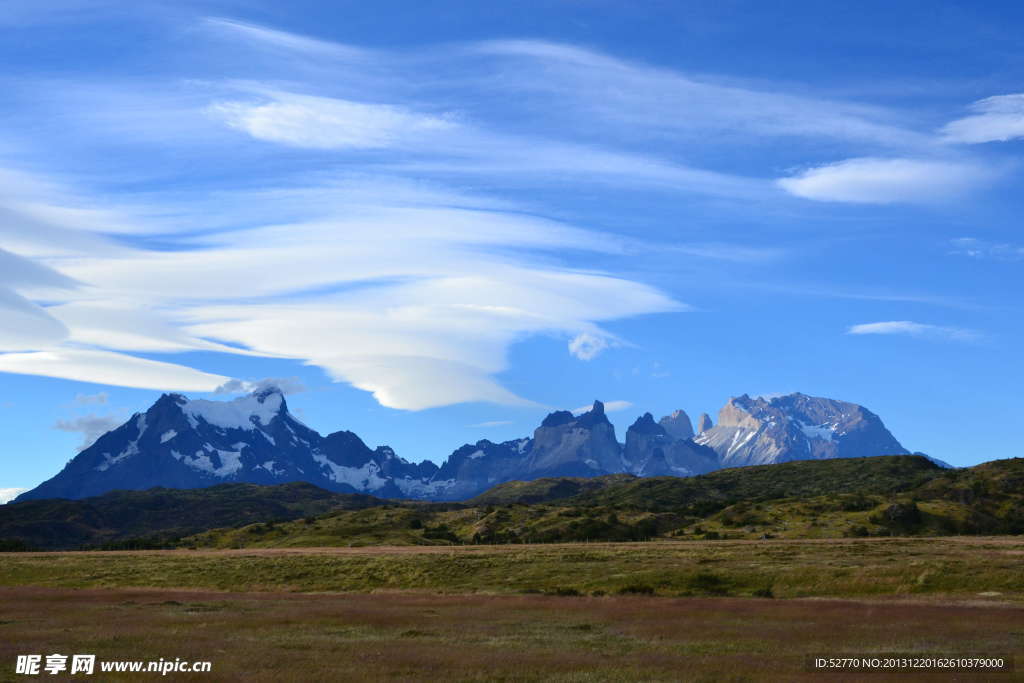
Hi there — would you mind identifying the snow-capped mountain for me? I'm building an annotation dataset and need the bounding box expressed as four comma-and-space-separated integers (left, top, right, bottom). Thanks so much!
693, 393, 908, 467
15, 389, 914, 503
15, 388, 435, 501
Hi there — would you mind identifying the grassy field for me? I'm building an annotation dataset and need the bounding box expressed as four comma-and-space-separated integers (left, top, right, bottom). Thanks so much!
2, 587, 1022, 682
2, 538, 1022, 680
2, 537, 1023, 600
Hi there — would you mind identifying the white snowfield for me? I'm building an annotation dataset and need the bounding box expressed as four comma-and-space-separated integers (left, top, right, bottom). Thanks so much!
183, 392, 283, 431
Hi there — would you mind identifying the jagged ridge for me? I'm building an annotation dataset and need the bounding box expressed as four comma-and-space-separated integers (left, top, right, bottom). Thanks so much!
16, 391, 915, 503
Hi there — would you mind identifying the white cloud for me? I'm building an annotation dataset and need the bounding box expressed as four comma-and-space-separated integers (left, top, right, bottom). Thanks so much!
941, 94, 1024, 144
210, 91, 455, 150
33, 198, 680, 410
0, 289, 69, 352
572, 400, 632, 415
203, 17, 374, 62
0, 488, 27, 504
568, 332, 612, 361
203, 88, 767, 200
949, 237, 1024, 261
0, 349, 231, 391
0, 247, 74, 351
0, 186, 680, 409
54, 413, 123, 450
468, 420, 513, 428
74, 391, 108, 405
777, 157, 994, 204
46, 301, 258, 354
846, 321, 980, 342
2, 22, 905, 411
215, 377, 307, 395
471, 40, 925, 148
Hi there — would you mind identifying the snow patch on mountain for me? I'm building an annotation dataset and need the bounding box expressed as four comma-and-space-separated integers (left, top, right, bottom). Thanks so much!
258, 460, 284, 476
313, 454, 389, 491
184, 392, 283, 431
394, 476, 455, 498
96, 441, 140, 472
798, 422, 835, 442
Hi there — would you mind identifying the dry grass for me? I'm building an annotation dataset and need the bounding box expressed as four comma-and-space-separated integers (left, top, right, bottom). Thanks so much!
1, 587, 1021, 682
2, 538, 1022, 680
1, 537, 1023, 602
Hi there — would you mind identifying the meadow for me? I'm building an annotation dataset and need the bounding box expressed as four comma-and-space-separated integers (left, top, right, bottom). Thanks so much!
2, 537, 1023, 680
2, 537, 1022, 600
2, 586, 1021, 682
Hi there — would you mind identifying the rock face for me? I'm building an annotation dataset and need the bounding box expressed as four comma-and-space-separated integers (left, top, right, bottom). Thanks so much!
658, 410, 695, 440
693, 393, 908, 467
430, 401, 625, 500
424, 437, 533, 502
624, 413, 719, 476
526, 401, 624, 476
15, 388, 436, 502
16, 389, 914, 503
696, 413, 714, 433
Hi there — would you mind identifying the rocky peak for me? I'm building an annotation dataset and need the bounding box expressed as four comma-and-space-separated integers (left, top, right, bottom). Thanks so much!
717, 394, 763, 430
625, 411, 718, 477
696, 413, 714, 433
574, 400, 609, 428
540, 410, 575, 428
528, 400, 621, 476
696, 392, 908, 467
629, 412, 667, 436
149, 392, 188, 413
658, 409, 694, 440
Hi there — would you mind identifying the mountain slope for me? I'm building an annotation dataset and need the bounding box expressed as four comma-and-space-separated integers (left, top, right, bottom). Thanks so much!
0, 482, 382, 550
694, 393, 908, 467
15, 388, 433, 502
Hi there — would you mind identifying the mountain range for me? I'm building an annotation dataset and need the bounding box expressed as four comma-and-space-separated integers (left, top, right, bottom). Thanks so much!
5, 455, 1021, 550
15, 388, 919, 503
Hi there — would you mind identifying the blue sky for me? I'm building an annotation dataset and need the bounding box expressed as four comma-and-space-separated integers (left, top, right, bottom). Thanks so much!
1, 0, 1022, 499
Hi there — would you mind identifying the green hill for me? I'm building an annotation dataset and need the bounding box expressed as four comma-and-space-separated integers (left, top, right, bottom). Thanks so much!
469, 473, 635, 505
0, 482, 385, 550
565, 454, 943, 511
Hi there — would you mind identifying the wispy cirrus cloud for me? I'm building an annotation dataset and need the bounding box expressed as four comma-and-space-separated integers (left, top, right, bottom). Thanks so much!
777, 157, 995, 204
572, 400, 633, 415
846, 320, 981, 342
202, 17, 375, 62
941, 94, 1024, 144
0, 14, 1016, 414
949, 237, 1024, 261
210, 91, 457, 150
0, 349, 230, 391
0, 174, 682, 408
469, 39, 929, 149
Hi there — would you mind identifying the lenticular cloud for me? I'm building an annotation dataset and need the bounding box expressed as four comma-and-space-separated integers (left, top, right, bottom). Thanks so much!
0, 178, 681, 408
